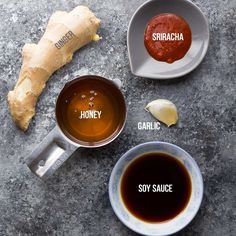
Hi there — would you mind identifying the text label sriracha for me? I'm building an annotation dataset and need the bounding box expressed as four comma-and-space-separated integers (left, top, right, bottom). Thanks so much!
144, 13, 192, 63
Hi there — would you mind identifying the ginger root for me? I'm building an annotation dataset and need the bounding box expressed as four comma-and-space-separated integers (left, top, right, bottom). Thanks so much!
8, 6, 100, 131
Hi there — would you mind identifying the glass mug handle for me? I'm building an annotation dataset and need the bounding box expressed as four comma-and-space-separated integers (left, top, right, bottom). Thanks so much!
26, 126, 78, 179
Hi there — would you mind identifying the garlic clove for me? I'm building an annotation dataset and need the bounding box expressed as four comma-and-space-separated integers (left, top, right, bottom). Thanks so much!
145, 99, 178, 127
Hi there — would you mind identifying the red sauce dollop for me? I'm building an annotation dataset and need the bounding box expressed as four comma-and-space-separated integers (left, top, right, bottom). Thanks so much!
144, 13, 192, 63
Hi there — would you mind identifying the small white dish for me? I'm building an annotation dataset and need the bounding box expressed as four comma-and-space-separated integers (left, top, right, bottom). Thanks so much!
109, 141, 203, 236
127, 0, 210, 79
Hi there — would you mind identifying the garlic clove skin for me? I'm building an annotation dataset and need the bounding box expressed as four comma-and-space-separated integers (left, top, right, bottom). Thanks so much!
145, 99, 178, 127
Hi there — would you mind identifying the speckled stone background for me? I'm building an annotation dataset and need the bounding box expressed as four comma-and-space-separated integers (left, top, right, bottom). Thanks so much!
0, 0, 235, 235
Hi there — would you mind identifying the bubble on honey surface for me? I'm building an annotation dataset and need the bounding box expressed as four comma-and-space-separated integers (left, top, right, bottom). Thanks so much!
94, 92, 98, 96
65, 99, 68, 103
89, 102, 94, 108
90, 90, 95, 94
81, 94, 86, 99
74, 109, 78, 113
90, 97, 94, 101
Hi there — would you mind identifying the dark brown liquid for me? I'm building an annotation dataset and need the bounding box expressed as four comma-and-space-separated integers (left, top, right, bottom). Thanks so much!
121, 152, 192, 223
56, 76, 126, 146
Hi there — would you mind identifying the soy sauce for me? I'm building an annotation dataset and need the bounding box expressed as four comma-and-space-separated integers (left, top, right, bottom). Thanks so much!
120, 152, 192, 223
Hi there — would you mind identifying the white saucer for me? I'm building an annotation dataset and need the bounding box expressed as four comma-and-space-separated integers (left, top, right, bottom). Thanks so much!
109, 142, 203, 235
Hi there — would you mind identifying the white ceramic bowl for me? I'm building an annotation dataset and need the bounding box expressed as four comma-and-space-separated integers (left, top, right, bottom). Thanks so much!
127, 0, 210, 79
109, 141, 203, 236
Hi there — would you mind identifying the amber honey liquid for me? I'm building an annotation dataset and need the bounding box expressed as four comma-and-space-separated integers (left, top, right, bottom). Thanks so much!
56, 76, 126, 145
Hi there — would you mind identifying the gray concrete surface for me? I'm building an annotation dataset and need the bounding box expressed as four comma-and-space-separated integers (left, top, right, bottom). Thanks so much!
0, 0, 235, 235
